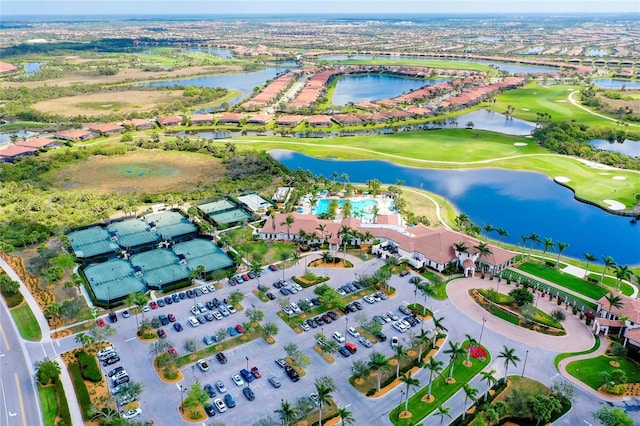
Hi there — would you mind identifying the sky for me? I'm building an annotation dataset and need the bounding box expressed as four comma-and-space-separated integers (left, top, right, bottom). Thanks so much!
3, 0, 640, 16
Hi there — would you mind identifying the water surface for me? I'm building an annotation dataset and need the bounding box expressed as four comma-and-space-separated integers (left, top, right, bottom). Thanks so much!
589, 139, 640, 157
331, 75, 447, 106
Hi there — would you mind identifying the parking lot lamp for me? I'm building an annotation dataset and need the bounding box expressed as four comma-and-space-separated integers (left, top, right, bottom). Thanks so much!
521, 350, 529, 378
179, 384, 185, 414
478, 317, 487, 346
345, 317, 349, 338
246, 356, 250, 386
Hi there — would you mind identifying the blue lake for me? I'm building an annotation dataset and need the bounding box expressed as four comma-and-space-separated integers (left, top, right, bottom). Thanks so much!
590, 139, 640, 157
186, 48, 234, 59
318, 54, 560, 74
23, 62, 41, 75
271, 150, 640, 265
0, 131, 38, 143
592, 79, 640, 90
138, 67, 291, 104
455, 110, 536, 136
331, 75, 448, 106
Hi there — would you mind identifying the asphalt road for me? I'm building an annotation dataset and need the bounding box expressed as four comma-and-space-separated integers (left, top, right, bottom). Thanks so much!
0, 298, 43, 426
24, 254, 640, 425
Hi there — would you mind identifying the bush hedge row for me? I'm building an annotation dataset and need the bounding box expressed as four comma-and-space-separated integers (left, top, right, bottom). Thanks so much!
55, 378, 71, 426
68, 362, 93, 421
75, 351, 102, 383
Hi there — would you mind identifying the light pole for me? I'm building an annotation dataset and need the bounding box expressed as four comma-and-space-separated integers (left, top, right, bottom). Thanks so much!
345, 317, 349, 338
246, 356, 250, 386
179, 384, 185, 414
399, 389, 405, 416
478, 317, 487, 346
521, 350, 529, 378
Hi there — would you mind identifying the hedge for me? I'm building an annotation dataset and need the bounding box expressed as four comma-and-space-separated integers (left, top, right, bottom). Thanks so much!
75, 351, 102, 383
68, 362, 93, 421
55, 378, 72, 426
1, 289, 24, 308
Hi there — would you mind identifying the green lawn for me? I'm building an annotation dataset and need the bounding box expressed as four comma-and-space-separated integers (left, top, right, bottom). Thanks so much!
492, 83, 617, 128
491, 307, 520, 325
222, 226, 296, 265
389, 346, 491, 425
37, 383, 58, 426
566, 355, 640, 390
517, 261, 608, 300
587, 273, 634, 296
11, 303, 42, 341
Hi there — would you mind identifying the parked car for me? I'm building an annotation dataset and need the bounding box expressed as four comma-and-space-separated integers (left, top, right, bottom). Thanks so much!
172, 293, 180, 303
168, 347, 178, 357
204, 384, 216, 398
156, 328, 166, 338
268, 375, 281, 388
212, 310, 223, 320
400, 270, 410, 277
347, 327, 360, 338
284, 365, 300, 382
157, 299, 166, 308
122, 408, 142, 419
391, 336, 399, 348
336, 287, 346, 296
196, 314, 207, 324
164, 296, 173, 305
227, 304, 237, 314
149, 301, 158, 309
188, 316, 199, 327
266, 292, 276, 300
168, 313, 177, 322
358, 336, 373, 348
227, 326, 238, 337
250, 366, 261, 378
108, 312, 118, 323
216, 352, 228, 364
231, 373, 245, 387
203, 335, 215, 345
275, 358, 288, 368
107, 366, 124, 377
194, 288, 203, 297
215, 380, 227, 393
398, 305, 411, 315
376, 332, 387, 342
213, 398, 227, 413
102, 355, 120, 366
159, 314, 169, 326
186, 289, 194, 298
269, 264, 278, 271
373, 315, 385, 325
112, 375, 130, 385
95, 318, 105, 327
97, 346, 115, 359
224, 393, 236, 408
353, 301, 363, 310
333, 331, 346, 343
242, 386, 256, 401
345, 342, 358, 354
338, 346, 351, 357
204, 404, 216, 417
234, 324, 244, 333
240, 368, 255, 383
197, 359, 210, 372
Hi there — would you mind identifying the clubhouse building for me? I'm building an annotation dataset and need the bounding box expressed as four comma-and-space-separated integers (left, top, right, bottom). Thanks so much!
594, 293, 640, 354
258, 212, 516, 275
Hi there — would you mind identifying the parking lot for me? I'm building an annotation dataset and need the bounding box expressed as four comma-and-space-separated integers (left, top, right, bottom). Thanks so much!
86, 253, 440, 424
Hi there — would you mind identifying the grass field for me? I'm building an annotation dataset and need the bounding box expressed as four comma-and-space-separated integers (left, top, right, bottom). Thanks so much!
517, 261, 608, 300
566, 355, 640, 390
11, 303, 42, 341
492, 83, 617, 127
222, 226, 295, 265
230, 131, 640, 209
389, 345, 491, 425
50, 150, 225, 194
33, 90, 186, 116
37, 383, 59, 426
327, 58, 492, 72
586, 273, 634, 296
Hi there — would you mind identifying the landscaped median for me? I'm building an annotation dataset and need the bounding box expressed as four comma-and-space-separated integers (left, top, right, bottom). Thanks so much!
388, 345, 491, 425
10, 302, 42, 341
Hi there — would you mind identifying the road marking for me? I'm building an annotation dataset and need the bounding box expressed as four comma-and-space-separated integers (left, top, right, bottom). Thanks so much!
56, 340, 60, 347
9, 412, 17, 417
14, 373, 27, 426
583, 421, 592, 426
125, 337, 136, 342
0, 321, 10, 350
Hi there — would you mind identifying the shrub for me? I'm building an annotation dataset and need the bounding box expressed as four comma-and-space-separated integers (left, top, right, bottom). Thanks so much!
75, 351, 102, 383
551, 309, 566, 322
55, 379, 72, 426
68, 363, 93, 420
509, 287, 534, 306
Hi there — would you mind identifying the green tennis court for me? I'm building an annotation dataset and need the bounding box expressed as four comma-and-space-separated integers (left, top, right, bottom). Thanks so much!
130, 248, 190, 290
209, 208, 252, 225
198, 199, 236, 215
68, 227, 119, 259
83, 259, 146, 302
173, 239, 234, 272
144, 210, 198, 240
107, 219, 159, 248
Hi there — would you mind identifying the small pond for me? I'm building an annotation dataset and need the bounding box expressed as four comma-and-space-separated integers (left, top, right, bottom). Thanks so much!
592, 79, 640, 90
23, 62, 42, 75
589, 139, 640, 157
454, 110, 536, 136
331, 75, 448, 106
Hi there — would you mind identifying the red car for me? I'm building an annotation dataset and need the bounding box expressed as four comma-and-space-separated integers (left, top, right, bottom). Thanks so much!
157, 328, 166, 338
168, 313, 176, 322
250, 366, 261, 378
234, 324, 244, 334
400, 270, 410, 277
96, 318, 105, 327
168, 347, 178, 357
149, 301, 158, 310
241, 274, 249, 281
268, 264, 278, 271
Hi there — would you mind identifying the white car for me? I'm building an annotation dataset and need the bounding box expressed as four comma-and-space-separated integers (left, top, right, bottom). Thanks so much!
336, 288, 347, 296
190, 306, 200, 316
333, 331, 346, 343
347, 327, 360, 338
214, 398, 227, 413
293, 283, 303, 292
207, 284, 216, 292
282, 306, 293, 316
200, 286, 209, 294
387, 311, 399, 321
215, 380, 227, 393
231, 373, 244, 387
142, 304, 150, 312
290, 303, 302, 314
391, 336, 399, 348
363, 295, 376, 304
122, 408, 142, 419
212, 310, 223, 320
97, 346, 116, 360
188, 316, 200, 327
112, 370, 128, 381
197, 359, 210, 372
226, 304, 237, 314
300, 322, 310, 331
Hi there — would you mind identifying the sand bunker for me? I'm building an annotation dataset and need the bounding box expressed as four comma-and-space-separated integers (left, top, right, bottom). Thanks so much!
598, 172, 611, 176
554, 176, 571, 183
603, 199, 625, 210
521, 108, 530, 111
514, 142, 528, 147
612, 176, 627, 181
556, 100, 567, 103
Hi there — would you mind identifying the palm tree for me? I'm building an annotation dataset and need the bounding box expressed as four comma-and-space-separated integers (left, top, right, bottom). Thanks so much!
281, 214, 295, 240
496, 228, 510, 247
615, 264, 632, 290
339, 225, 351, 261
432, 316, 447, 347
462, 383, 479, 420
275, 399, 297, 426
444, 341, 465, 380
555, 242, 569, 267
520, 235, 528, 257
368, 351, 391, 393
497, 346, 520, 384
605, 291, 624, 318
474, 242, 493, 273
435, 405, 452, 425
394, 344, 410, 378
480, 369, 497, 394
316, 224, 327, 243
483, 224, 494, 241
414, 328, 432, 362
400, 371, 420, 415
424, 357, 444, 400
321, 251, 332, 276
315, 378, 335, 426
600, 256, 616, 284
453, 241, 468, 254
464, 333, 478, 364
337, 405, 355, 426
542, 237, 554, 261
528, 233, 541, 257
583, 253, 597, 278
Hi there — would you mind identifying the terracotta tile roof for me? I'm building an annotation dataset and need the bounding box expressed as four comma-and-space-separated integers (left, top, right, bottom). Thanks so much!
598, 293, 640, 323
88, 123, 124, 133
157, 116, 183, 126
54, 129, 95, 139
0, 145, 38, 157
17, 138, 57, 148
624, 328, 640, 343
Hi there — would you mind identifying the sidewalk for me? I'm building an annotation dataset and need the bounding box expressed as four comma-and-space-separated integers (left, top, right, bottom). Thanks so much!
0, 257, 51, 341
557, 335, 630, 403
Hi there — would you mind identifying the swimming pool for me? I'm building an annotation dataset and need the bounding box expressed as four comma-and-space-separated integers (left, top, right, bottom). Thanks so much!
315, 199, 377, 218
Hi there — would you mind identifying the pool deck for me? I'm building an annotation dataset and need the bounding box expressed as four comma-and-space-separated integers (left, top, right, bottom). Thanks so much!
298, 193, 396, 223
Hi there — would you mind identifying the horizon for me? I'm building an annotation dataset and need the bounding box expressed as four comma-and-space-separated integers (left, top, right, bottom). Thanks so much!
4, 0, 640, 16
